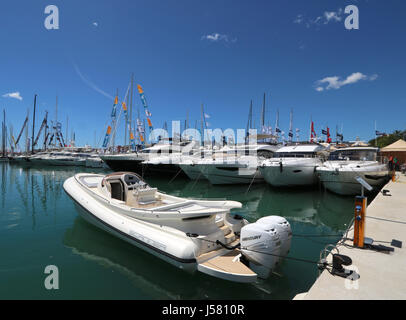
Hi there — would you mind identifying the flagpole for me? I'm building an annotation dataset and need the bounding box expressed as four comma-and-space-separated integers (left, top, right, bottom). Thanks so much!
375, 120, 377, 147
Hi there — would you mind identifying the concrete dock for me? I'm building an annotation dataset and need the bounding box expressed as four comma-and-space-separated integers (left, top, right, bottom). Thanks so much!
295, 173, 406, 300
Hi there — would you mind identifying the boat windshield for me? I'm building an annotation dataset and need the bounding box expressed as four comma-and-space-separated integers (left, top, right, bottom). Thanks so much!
273, 152, 316, 158
328, 149, 377, 161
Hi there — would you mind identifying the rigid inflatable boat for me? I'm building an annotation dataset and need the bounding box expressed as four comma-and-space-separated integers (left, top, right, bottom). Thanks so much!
63, 172, 292, 283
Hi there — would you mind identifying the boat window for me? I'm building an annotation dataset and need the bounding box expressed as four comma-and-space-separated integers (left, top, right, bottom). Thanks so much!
329, 150, 377, 161
273, 152, 315, 158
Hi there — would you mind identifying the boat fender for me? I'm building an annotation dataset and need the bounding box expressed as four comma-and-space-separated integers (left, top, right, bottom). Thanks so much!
279, 161, 283, 172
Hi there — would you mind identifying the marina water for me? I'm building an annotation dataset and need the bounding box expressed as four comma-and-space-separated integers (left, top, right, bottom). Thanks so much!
0, 161, 358, 299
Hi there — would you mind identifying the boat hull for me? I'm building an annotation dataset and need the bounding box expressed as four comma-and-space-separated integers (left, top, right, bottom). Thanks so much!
260, 159, 320, 187
317, 164, 389, 195
198, 163, 263, 185
101, 158, 144, 173
179, 163, 206, 180
63, 177, 198, 272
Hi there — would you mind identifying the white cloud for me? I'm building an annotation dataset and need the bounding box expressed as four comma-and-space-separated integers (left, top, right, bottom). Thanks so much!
295, 8, 344, 28
293, 14, 304, 24
315, 72, 378, 91
2, 92, 23, 101
201, 33, 236, 43
93, 22, 98, 27
73, 63, 114, 100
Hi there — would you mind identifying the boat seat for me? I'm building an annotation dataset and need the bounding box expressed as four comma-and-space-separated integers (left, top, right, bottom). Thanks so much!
127, 187, 158, 206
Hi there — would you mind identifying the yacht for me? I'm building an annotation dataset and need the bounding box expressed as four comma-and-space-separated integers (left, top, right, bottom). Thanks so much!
85, 155, 109, 169
63, 171, 292, 283
140, 140, 201, 176
193, 143, 279, 185
259, 144, 327, 187
316, 146, 390, 195
100, 139, 197, 175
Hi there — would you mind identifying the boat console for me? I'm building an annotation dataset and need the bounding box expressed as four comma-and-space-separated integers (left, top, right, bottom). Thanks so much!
102, 172, 158, 205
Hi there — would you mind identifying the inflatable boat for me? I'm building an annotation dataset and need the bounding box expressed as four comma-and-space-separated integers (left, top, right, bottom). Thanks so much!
63, 172, 292, 283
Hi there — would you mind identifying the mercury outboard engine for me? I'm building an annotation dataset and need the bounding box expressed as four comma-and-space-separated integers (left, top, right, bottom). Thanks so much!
240, 221, 281, 279
256, 216, 292, 258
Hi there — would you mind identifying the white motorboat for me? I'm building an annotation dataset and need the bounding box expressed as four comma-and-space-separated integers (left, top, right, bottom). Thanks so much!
194, 143, 279, 185
9, 155, 29, 164
259, 144, 327, 187
63, 171, 292, 283
85, 155, 109, 169
316, 147, 389, 195
101, 140, 198, 175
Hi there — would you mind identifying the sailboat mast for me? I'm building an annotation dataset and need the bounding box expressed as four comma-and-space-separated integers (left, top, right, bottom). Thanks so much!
32, 94, 37, 154
200, 103, 204, 145
261, 93, 265, 131
129, 73, 134, 146
2, 109, 5, 157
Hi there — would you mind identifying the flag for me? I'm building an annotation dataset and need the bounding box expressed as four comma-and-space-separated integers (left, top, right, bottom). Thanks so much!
310, 121, 316, 142
204, 113, 210, 119
322, 129, 327, 135
288, 132, 293, 137
275, 127, 281, 133
102, 125, 112, 148
375, 130, 387, 136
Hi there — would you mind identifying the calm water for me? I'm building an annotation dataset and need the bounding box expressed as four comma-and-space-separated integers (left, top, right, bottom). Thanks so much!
0, 161, 358, 299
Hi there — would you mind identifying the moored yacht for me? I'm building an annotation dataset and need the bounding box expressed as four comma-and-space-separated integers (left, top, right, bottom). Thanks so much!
316, 146, 390, 195
63, 171, 292, 283
194, 142, 279, 185
259, 144, 327, 187
100, 139, 197, 175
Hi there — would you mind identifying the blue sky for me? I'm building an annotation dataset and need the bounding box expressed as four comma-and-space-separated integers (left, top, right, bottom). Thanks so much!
1, 0, 405, 147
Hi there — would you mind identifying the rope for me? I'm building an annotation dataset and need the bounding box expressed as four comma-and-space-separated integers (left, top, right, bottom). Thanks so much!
168, 168, 184, 184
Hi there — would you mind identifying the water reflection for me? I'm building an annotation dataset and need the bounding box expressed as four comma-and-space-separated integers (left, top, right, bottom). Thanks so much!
0, 162, 357, 299
0, 163, 108, 231
63, 215, 287, 299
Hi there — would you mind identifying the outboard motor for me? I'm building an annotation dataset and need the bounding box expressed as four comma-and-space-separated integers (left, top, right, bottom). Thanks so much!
257, 216, 292, 258
240, 221, 281, 279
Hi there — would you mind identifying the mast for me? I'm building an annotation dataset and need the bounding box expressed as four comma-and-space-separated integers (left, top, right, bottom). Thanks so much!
288, 109, 293, 143
32, 94, 37, 154
261, 93, 265, 132
200, 103, 204, 145
129, 73, 134, 145
66, 115, 69, 148
2, 109, 5, 157
25, 108, 29, 155
125, 87, 129, 146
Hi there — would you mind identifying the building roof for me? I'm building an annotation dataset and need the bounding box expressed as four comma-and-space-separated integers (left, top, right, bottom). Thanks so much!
381, 139, 406, 152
